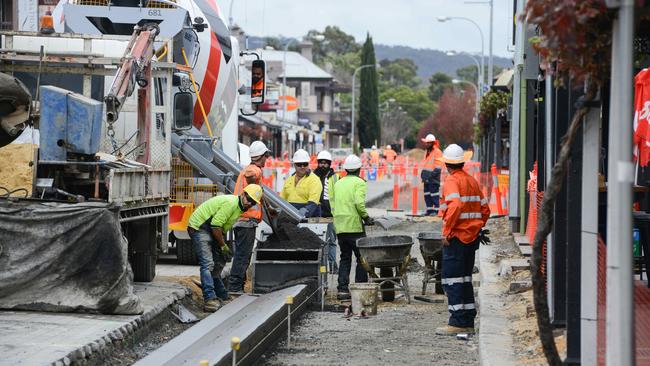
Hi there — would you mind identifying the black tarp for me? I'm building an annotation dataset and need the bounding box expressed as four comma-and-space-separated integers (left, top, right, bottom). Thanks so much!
0, 199, 142, 314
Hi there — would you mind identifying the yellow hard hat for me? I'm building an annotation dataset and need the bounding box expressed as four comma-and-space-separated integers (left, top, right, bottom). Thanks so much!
243, 184, 263, 204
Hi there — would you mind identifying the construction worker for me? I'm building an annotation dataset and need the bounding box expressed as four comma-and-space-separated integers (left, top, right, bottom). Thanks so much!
383, 144, 397, 163
187, 184, 264, 312
229, 141, 270, 293
436, 144, 490, 336
332, 154, 373, 300
421, 134, 443, 216
370, 145, 380, 167
314, 150, 339, 274
280, 149, 323, 217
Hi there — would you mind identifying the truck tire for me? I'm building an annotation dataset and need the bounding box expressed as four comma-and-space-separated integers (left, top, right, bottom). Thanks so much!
177, 239, 198, 265
132, 252, 156, 282
379, 267, 395, 302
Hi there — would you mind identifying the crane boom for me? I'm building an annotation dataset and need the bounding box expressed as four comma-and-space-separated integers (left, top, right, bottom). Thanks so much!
104, 24, 159, 123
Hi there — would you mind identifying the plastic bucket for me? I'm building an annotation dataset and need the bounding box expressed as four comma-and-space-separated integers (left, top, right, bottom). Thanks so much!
350, 282, 379, 315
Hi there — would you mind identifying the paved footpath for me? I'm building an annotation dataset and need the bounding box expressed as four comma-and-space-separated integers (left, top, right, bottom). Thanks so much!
0, 280, 188, 366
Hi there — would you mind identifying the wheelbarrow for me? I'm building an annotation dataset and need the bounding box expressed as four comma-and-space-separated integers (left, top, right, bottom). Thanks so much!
357, 235, 414, 303
418, 231, 444, 295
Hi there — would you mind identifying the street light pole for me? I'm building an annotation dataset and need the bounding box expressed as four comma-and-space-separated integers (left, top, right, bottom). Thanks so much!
446, 51, 483, 97
437, 16, 485, 90
351, 63, 378, 154
452, 79, 479, 122
282, 39, 297, 126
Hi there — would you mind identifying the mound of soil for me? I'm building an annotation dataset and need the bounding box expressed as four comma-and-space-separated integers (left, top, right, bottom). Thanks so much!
258, 221, 324, 249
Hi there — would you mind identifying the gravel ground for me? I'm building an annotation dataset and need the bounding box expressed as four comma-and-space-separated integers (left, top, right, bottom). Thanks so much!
259, 203, 479, 366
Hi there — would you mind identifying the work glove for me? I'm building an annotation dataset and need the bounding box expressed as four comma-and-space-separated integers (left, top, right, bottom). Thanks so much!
363, 217, 375, 226
478, 229, 491, 246
298, 207, 309, 217
220, 245, 233, 262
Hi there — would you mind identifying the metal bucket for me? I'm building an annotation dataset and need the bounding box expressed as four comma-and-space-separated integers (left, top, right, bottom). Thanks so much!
356, 235, 413, 267
417, 231, 443, 259
350, 282, 379, 315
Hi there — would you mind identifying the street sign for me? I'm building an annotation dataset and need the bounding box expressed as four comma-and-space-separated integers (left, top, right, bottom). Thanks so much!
279, 96, 299, 111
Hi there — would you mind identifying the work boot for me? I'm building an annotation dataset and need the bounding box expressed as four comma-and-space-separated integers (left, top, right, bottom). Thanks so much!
337, 292, 351, 301
203, 299, 223, 312
435, 325, 475, 336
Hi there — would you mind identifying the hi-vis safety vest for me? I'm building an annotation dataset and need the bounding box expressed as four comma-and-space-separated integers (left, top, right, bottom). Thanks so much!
422, 147, 443, 171
234, 164, 263, 221
441, 169, 490, 243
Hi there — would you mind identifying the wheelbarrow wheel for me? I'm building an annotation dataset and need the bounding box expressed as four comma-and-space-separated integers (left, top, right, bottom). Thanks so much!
379, 267, 395, 302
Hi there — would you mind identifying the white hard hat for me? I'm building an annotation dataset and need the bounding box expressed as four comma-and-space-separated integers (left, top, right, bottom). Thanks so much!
371, 145, 377, 149
421, 134, 436, 143
292, 149, 310, 163
317, 150, 332, 161
386, 145, 392, 149
342, 154, 362, 170
249, 141, 269, 158
441, 144, 466, 164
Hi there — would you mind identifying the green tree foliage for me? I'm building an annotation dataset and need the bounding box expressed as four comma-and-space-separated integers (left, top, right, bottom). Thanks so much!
378, 58, 420, 89
456, 65, 503, 85
379, 87, 436, 148
358, 34, 380, 149
381, 87, 435, 122
307, 26, 361, 64
428, 72, 453, 101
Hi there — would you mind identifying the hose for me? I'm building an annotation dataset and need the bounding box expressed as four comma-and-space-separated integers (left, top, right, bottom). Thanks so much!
0, 186, 29, 198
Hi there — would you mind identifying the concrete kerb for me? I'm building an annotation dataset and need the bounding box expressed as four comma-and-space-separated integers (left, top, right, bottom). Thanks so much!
477, 243, 518, 366
49, 284, 190, 366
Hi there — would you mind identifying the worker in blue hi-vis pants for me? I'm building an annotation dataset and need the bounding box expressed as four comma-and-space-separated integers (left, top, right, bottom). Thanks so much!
436, 144, 490, 336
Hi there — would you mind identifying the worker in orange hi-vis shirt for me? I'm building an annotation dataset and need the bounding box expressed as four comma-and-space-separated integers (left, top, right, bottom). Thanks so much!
383, 145, 397, 176
383, 145, 397, 163
420, 134, 443, 216
436, 143, 491, 337
229, 140, 271, 293
369, 145, 380, 167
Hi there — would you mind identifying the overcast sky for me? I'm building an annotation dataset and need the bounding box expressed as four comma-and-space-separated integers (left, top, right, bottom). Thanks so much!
223, 0, 515, 57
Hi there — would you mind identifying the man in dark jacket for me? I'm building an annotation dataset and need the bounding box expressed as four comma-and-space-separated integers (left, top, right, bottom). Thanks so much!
314, 150, 339, 274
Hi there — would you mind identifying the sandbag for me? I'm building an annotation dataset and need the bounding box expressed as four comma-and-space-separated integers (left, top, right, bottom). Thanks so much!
0, 199, 143, 314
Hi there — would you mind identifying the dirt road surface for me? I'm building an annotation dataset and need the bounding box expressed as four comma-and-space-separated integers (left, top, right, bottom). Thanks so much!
259, 206, 479, 366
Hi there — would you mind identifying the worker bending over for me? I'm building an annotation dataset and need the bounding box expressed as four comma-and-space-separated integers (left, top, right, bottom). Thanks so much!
420, 134, 443, 216
187, 185, 263, 312
436, 144, 490, 335
332, 154, 374, 300
280, 149, 323, 218
229, 141, 270, 294
314, 150, 339, 274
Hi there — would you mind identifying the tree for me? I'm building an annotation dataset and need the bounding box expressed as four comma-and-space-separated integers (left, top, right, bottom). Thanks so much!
456, 65, 504, 86
418, 86, 475, 148
379, 58, 420, 89
358, 34, 380, 150
381, 86, 435, 122
307, 26, 361, 65
428, 72, 453, 101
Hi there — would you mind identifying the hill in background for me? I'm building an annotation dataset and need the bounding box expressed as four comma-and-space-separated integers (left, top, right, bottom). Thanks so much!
245, 35, 512, 80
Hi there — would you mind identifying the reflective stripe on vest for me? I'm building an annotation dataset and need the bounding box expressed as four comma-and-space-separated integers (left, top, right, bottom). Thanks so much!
459, 212, 482, 219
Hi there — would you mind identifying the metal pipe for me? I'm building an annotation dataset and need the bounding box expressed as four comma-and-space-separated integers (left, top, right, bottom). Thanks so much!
581, 90, 600, 366
488, 0, 494, 86
606, 1, 635, 364
508, 0, 525, 231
